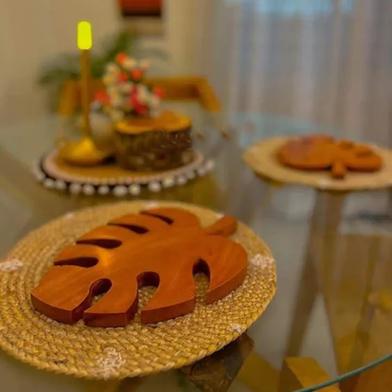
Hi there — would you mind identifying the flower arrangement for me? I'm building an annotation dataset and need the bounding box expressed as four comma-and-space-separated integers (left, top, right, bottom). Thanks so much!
38, 30, 135, 112
92, 53, 163, 121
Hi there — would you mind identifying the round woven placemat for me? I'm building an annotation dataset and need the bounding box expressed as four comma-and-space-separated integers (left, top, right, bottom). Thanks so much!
33, 149, 213, 196
0, 201, 276, 379
243, 137, 392, 191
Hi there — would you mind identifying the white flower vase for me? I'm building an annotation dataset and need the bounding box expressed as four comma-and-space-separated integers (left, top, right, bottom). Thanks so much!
90, 112, 115, 151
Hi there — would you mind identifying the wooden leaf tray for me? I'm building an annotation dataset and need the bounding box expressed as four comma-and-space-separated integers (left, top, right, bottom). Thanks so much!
277, 135, 382, 179
31, 207, 248, 327
244, 136, 392, 191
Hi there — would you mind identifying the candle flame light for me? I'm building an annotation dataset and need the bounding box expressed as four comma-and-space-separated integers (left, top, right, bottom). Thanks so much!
77, 20, 92, 50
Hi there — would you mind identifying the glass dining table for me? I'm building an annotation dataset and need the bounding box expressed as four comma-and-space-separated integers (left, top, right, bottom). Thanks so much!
0, 101, 391, 391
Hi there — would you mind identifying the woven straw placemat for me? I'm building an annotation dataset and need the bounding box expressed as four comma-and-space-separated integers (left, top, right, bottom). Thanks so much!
244, 137, 392, 191
0, 201, 276, 379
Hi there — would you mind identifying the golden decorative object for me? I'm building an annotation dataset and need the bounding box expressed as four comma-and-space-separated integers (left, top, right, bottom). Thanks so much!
58, 136, 112, 166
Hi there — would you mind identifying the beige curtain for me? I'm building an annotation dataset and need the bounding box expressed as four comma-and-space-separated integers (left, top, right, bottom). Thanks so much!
166, 0, 392, 146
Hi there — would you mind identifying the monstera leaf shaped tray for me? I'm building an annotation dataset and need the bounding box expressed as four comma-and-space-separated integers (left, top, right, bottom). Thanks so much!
244, 135, 392, 191
0, 201, 276, 379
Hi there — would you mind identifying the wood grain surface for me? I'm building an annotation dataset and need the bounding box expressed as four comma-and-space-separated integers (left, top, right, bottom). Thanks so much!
31, 207, 248, 327
278, 135, 382, 179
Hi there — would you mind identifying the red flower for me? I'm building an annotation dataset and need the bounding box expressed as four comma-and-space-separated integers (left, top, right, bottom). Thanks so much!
94, 90, 110, 105
135, 104, 148, 115
153, 86, 164, 98
130, 92, 148, 115
115, 52, 128, 65
117, 71, 129, 82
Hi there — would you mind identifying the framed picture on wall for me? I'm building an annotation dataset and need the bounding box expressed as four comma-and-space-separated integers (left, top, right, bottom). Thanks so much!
118, 0, 162, 17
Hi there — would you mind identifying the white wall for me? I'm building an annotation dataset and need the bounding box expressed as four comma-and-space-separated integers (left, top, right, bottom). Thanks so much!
0, 0, 120, 125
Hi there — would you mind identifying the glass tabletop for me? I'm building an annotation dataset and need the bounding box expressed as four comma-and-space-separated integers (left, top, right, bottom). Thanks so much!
0, 102, 391, 391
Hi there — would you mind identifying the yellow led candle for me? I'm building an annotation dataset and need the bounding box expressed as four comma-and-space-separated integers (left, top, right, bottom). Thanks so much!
77, 21, 92, 50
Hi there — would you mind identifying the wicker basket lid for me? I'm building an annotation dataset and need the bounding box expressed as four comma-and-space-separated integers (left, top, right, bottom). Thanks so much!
116, 110, 192, 135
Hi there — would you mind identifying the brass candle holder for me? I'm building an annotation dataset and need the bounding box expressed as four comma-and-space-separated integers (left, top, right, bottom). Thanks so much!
58, 21, 112, 166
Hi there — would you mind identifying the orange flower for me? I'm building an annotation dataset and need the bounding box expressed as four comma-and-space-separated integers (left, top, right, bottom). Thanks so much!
130, 68, 143, 81
115, 52, 127, 65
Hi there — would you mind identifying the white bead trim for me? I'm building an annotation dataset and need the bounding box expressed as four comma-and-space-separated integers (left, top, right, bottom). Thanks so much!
55, 180, 66, 190
43, 178, 55, 189
128, 184, 141, 195
98, 185, 110, 195
148, 181, 161, 193
162, 177, 175, 188
34, 153, 214, 197
69, 183, 82, 194
176, 176, 187, 186
113, 185, 127, 197
82, 184, 95, 195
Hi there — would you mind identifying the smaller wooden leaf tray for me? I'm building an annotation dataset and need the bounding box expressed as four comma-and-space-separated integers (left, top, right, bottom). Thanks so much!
244, 137, 392, 191
31, 207, 248, 327
277, 135, 382, 179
